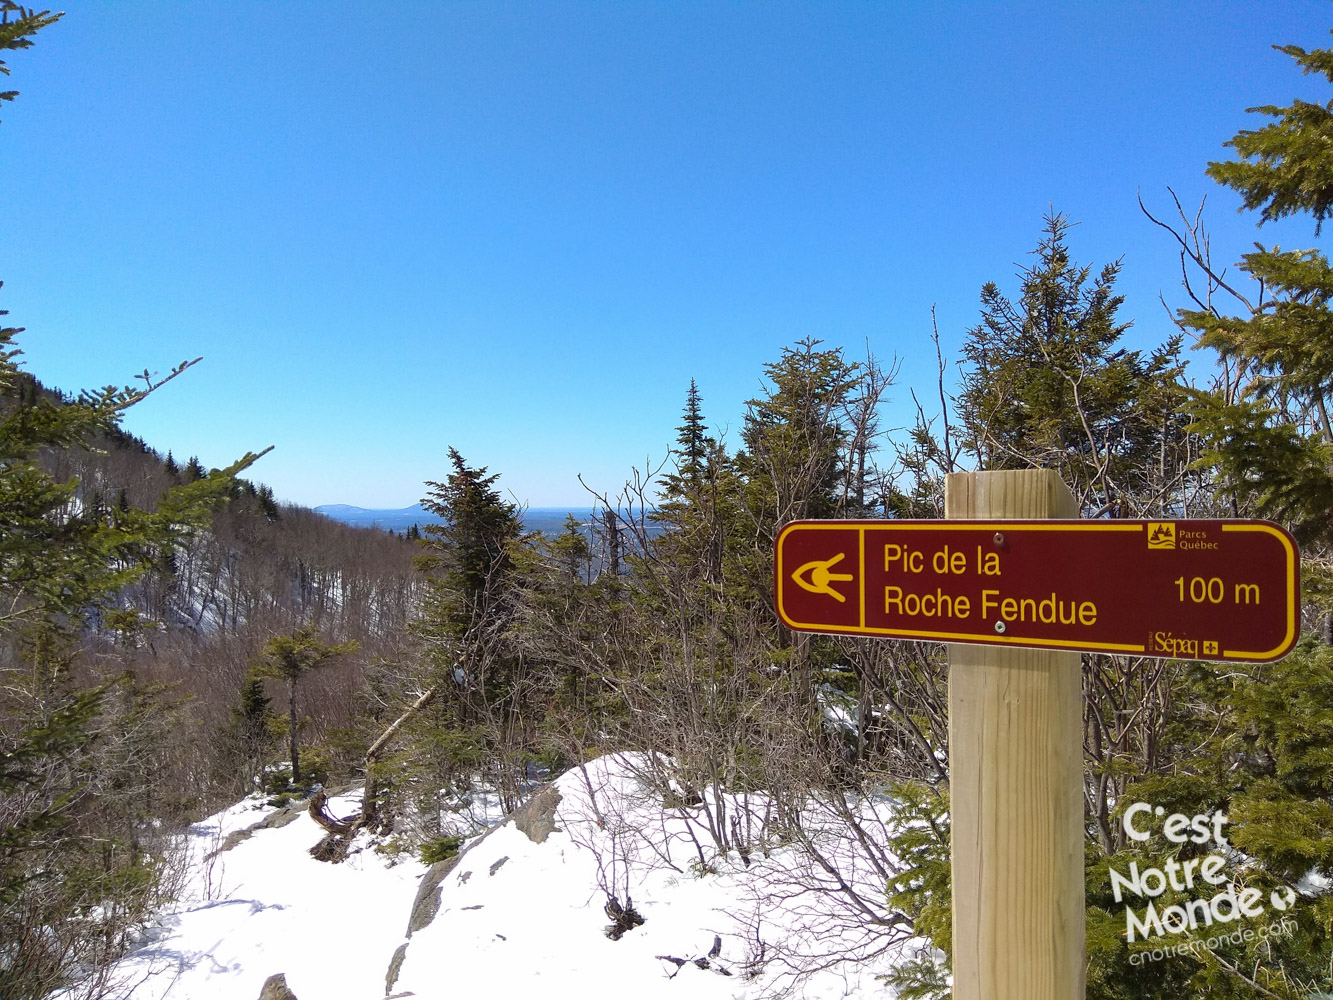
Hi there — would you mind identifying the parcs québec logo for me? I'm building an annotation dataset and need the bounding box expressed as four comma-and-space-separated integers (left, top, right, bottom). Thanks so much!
1147, 523, 1176, 549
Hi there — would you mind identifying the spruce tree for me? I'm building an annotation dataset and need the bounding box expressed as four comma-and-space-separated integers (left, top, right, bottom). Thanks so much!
738, 338, 862, 526
0, 2, 59, 118
885, 42, 1333, 1000
1123, 34, 1333, 998
670, 379, 709, 496
651, 384, 739, 591
419, 447, 524, 638
405, 450, 533, 808
1180, 38, 1333, 546
231, 666, 275, 791
414, 448, 526, 729
545, 514, 590, 585
958, 212, 1188, 517
256, 482, 279, 521
254, 626, 356, 788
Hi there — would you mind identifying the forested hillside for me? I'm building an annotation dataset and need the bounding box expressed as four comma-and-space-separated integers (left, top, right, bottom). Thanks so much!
37, 378, 425, 774
4, 7, 1333, 1000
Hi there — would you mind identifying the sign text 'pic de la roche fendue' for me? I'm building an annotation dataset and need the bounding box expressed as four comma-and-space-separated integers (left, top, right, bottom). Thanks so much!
775, 519, 1300, 663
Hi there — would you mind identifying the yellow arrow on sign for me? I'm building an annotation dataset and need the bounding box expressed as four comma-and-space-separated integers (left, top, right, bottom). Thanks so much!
792, 552, 854, 603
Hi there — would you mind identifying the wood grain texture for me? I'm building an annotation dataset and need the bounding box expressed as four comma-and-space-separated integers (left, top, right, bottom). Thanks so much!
946, 470, 1085, 1000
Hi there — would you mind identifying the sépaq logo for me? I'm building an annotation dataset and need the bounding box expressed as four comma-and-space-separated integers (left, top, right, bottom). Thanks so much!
1111, 802, 1298, 961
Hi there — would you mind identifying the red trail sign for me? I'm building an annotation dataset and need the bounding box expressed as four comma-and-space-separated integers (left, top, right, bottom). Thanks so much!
775, 519, 1299, 662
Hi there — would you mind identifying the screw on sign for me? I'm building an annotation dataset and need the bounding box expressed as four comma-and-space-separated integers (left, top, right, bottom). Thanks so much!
775, 519, 1300, 663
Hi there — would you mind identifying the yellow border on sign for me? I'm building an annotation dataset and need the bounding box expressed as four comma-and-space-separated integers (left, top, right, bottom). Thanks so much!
1219, 523, 1298, 660
858, 529, 866, 630
775, 521, 853, 634
774, 520, 1299, 660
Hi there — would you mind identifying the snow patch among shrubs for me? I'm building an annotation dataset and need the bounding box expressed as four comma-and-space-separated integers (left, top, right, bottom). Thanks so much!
106, 757, 931, 999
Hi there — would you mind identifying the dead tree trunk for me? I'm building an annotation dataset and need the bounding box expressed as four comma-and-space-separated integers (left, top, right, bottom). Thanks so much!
357, 660, 459, 829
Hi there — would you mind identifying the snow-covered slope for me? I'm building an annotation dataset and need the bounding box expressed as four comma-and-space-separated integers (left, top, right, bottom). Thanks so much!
104, 790, 427, 1000
109, 757, 928, 999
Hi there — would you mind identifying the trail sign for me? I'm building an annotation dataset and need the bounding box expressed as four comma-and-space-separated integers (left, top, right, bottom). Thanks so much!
775, 519, 1299, 662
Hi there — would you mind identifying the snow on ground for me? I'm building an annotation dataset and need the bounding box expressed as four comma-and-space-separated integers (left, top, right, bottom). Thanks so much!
392, 754, 927, 999
105, 757, 930, 999
105, 790, 427, 1000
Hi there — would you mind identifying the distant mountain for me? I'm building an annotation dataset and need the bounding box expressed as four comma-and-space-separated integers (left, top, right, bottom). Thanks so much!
312, 504, 433, 532
314, 504, 601, 535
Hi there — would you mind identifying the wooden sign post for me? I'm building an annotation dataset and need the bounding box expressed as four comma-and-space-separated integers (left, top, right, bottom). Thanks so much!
772, 471, 1300, 999
945, 469, 1084, 1000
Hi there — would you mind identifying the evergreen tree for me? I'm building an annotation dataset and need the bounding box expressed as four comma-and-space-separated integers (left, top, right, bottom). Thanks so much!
416, 451, 523, 709
958, 212, 1189, 516
668, 378, 709, 496
1118, 34, 1333, 998
403, 450, 534, 810
231, 666, 275, 791
254, 626, 356, 787
885, 45, 1333, 1000
1207, 40, 1333, 231
1180, 38, 1333, 546
544, 514, 590, 585
653, 382, 733, 586
0, 2, 59, 119
256, 483, 279, 521
418, 447, 524, 640
737, 338, 873, 532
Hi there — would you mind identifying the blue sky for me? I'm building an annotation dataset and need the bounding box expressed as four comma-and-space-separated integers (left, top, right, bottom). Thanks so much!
0, 1, 1327, 508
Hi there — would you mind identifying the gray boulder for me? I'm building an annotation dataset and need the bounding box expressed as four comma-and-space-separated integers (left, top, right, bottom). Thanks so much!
258, 972, 298, 1000
387, 784, 563, 992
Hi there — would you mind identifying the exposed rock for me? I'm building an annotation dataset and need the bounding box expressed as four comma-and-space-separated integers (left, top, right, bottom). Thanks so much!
207, 782, 360, 861
258, 972, 298, 1000
511, 784, 562, 843
384, 942, 409, 995
404, 783, 562, 940
208, 801, 304, 859
258, 804, 307, 830
488, 856, 508, 876
407, 855, 463, 936
214, 829, 254, 856
387, 783, 563, 991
